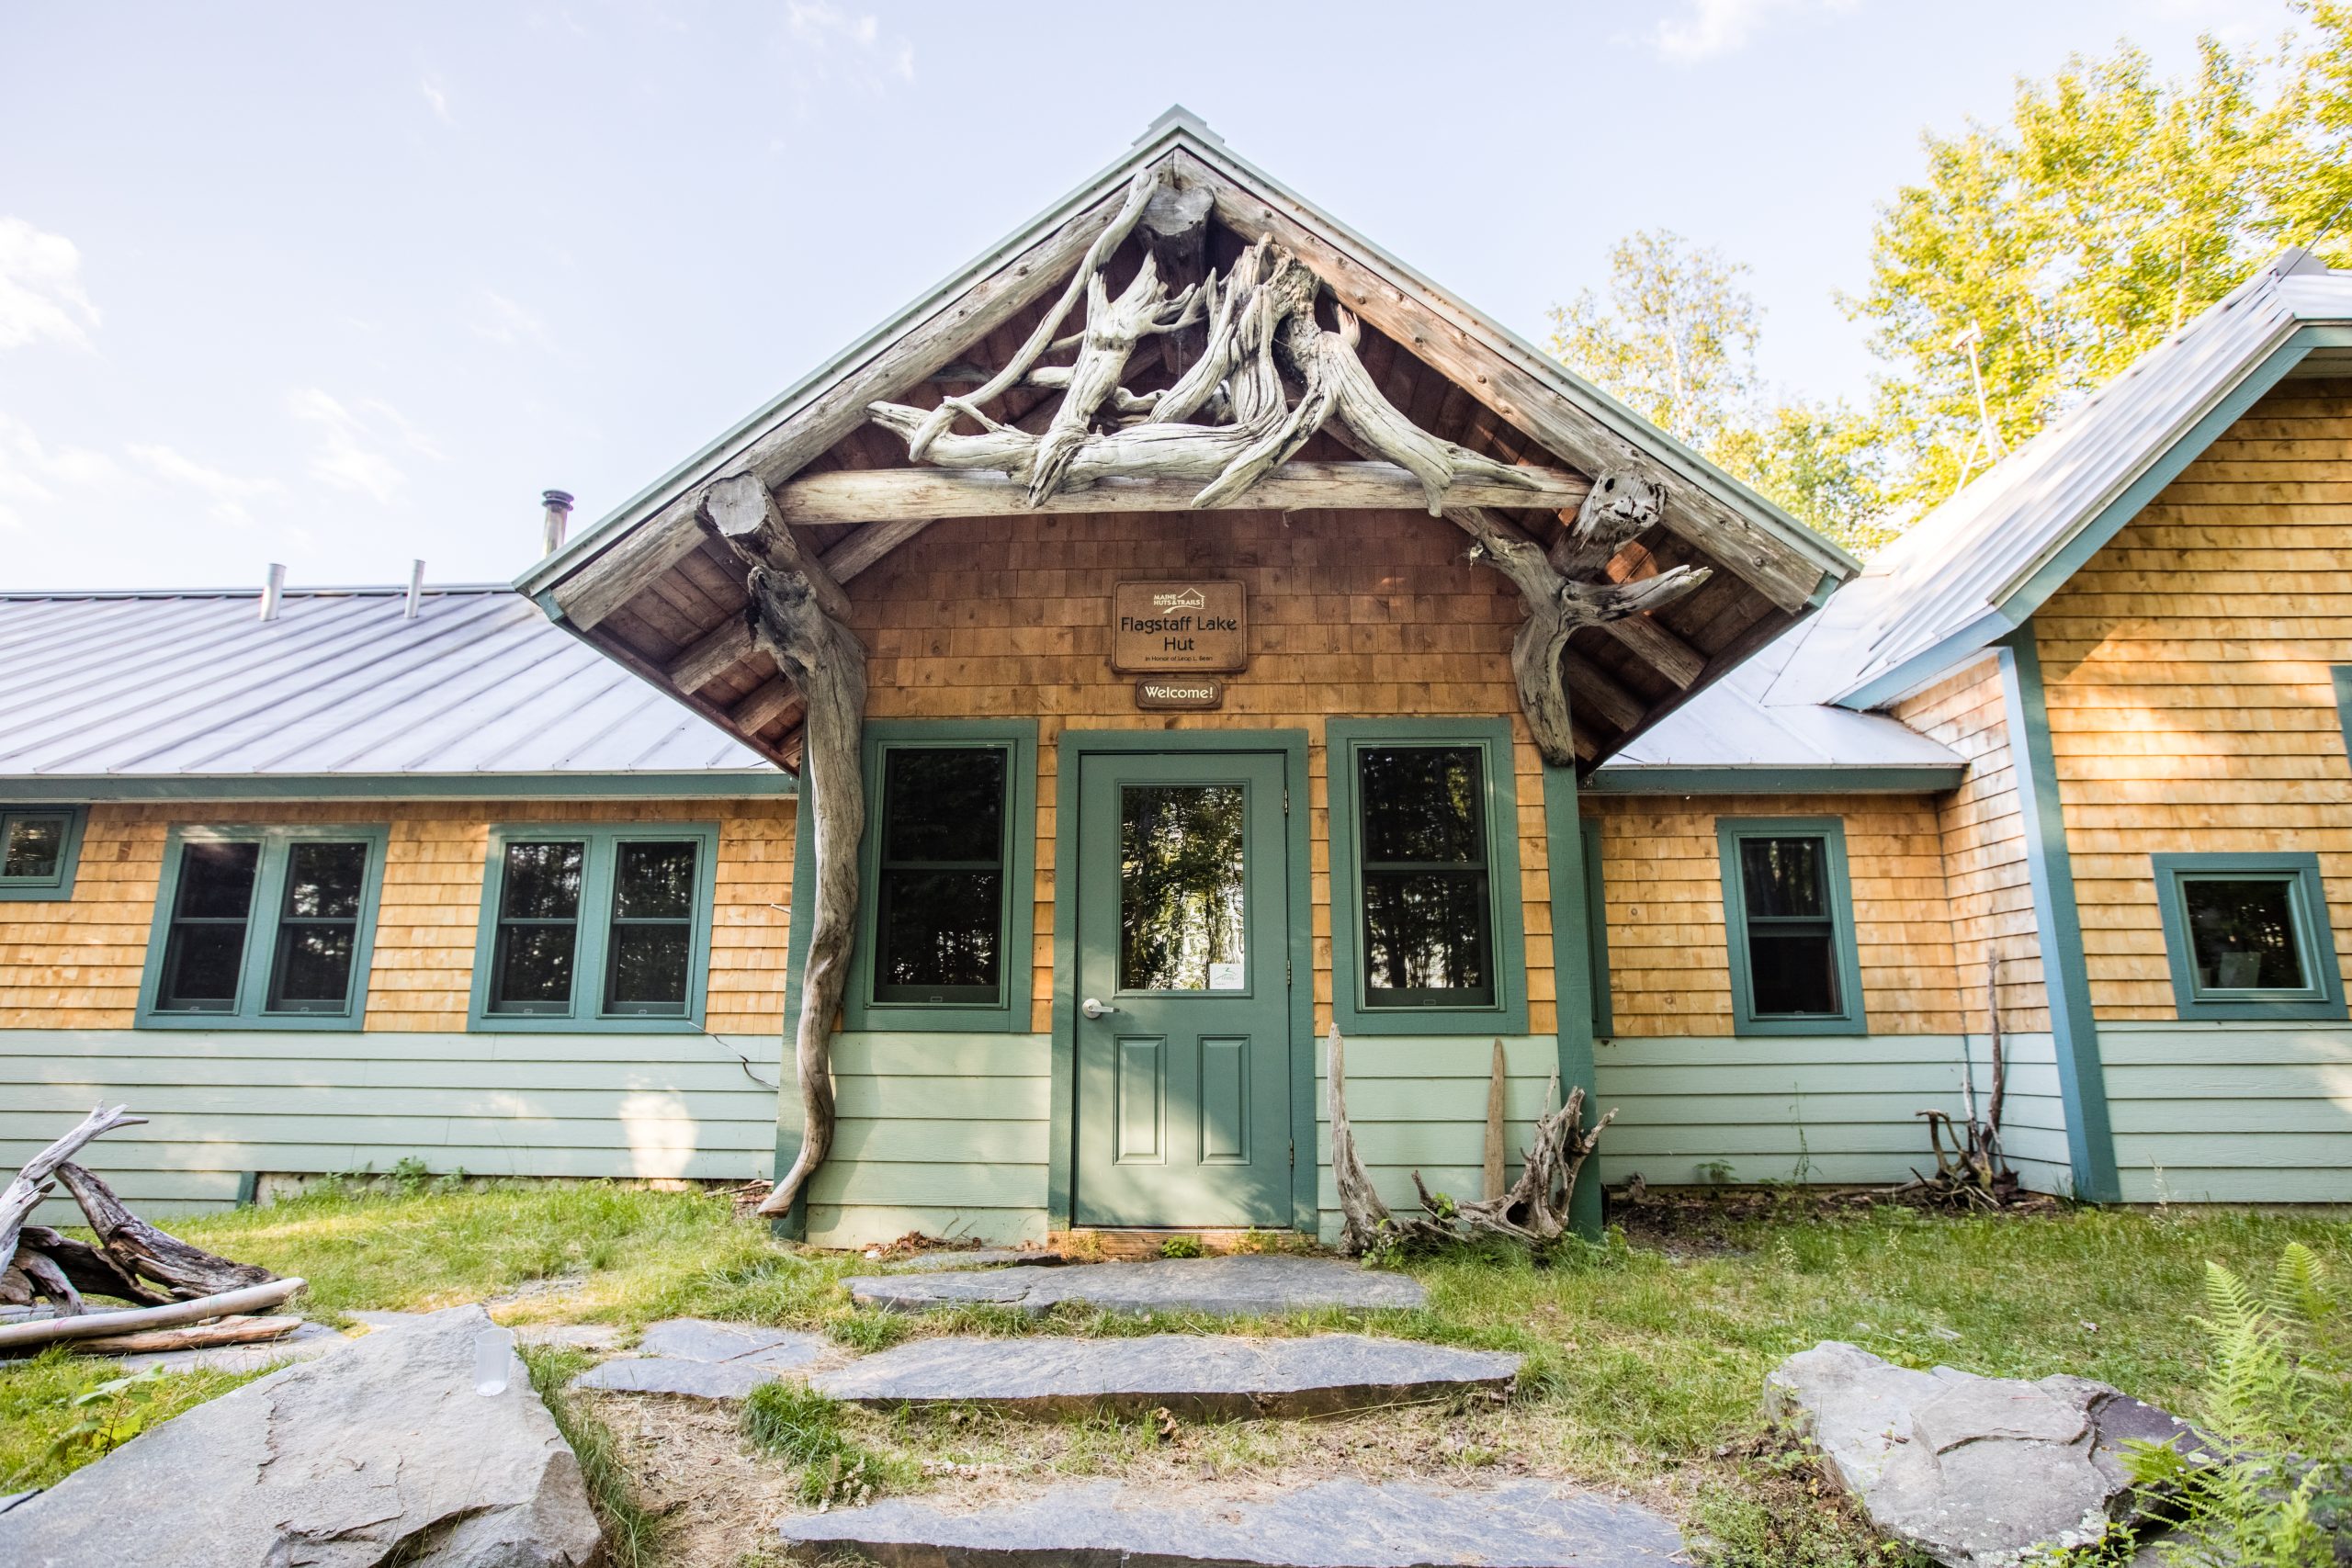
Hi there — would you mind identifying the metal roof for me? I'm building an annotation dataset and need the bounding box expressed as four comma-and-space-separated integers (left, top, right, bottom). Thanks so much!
0, 587, 781, 796
1588, 620, 1965, 792
1774, 251, 2352, 709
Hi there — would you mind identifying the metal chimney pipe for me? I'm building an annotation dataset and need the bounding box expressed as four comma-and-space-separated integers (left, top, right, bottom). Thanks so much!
258, 563, 286, 622
403, 559, 425, 620
541, 490, 575, 557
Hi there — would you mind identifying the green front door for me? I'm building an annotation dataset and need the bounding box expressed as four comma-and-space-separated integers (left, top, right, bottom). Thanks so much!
1073, 748, 1293, 1227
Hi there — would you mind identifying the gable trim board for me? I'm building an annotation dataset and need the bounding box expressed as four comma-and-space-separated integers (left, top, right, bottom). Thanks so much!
1584, 765, 1966, 795
0, 773, 791, 802
1837, 322, 2352, 714
1998, 627, 2120, 1202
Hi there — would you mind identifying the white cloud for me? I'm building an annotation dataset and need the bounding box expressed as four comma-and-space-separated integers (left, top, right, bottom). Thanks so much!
472, 289, 551, 349
0, 412, 117, 533
421, 73, 453, 124
126, 443, 282, 528
0, 218, 101, 350
1652, 0, 1856, 62
288, 389, 440, 501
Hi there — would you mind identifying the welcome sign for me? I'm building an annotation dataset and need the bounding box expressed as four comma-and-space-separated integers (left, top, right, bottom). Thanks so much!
1111, 581, 1248, 672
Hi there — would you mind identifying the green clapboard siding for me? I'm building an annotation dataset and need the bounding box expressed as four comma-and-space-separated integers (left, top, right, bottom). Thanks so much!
2102, 1021, 2352, 1203
801, 1032, 1052, 1247
0, 1028, 779, 1221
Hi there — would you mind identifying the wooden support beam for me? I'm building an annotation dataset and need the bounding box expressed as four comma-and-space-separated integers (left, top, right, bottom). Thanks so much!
668, 618, 755, 694
1560, 650, 1646, 733
1597, 612, 1705, 690
779, 460, 1588, 526
731, 679, 802, 736
703, 475, 854, 625
821, 516, 938, 583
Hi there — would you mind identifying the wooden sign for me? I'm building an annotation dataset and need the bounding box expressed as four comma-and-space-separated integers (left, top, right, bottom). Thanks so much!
1113, 581, 1247, 672
1135, 677, 1224, 710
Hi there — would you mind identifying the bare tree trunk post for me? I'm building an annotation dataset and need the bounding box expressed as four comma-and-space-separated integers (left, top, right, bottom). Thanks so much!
1482, 1040, 1509, 1202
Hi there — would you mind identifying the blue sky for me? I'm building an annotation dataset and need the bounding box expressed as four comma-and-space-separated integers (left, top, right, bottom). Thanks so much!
0, 0, 2290, 592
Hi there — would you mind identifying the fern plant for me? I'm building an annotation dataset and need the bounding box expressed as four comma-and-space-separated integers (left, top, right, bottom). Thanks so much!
2123, 1243, 2347, 1567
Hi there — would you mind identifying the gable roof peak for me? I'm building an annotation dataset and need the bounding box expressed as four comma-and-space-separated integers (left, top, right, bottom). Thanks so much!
1138, 104, 1223, 146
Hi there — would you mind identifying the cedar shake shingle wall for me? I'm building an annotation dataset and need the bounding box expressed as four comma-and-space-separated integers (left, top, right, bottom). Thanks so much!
1585, 792, 1962, 1037
0, 798, 793, 1032
1890, 656, 2052, 1032
2036, 379, 2352, 1020
845, 507, 1557, 1037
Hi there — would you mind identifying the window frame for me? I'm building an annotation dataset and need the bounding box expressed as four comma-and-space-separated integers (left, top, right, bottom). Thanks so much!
844, 719, 1038, 1034
1717, 816, 1868, 1038
0, 804, 86, 901
135, 823, 390, 1032
1326, 718, 1529, 1036
467, 823, 719, 1033
2152, 851, 2346, 1021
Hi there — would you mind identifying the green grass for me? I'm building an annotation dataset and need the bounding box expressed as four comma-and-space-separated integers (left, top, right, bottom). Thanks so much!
0, 1347, 268, 1492
523, 1344, 662, 1568
741, 1382, 919, 1507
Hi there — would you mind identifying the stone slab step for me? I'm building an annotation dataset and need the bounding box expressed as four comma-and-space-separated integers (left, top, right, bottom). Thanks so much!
780, 1477, 1691, 1566
809, 1332, 1517, 1419
844, 1254, 1426, 1316
570, 1317, 827, 1400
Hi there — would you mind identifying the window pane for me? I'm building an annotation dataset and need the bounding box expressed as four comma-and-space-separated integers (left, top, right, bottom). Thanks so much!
884, 749, 1006, 863
1120, 784, 1246, 991
176, 840, 261, 919
615, 841, 696, 919
1740, 837, 1827, 918
271, 925, 356, 1006
2, 816, 64, 880
1363, 870, 1493, 1002
876, 869, 1001, 998
500, 841, 583, 919
1359, 747, 1483, 864
161, 924, 248, 1008
492, 926, 576, 1007
2184, 878, 2307, 991
1748, 925, 1839, 1015
606, 925, 690, 1011
284, 841, 366, 919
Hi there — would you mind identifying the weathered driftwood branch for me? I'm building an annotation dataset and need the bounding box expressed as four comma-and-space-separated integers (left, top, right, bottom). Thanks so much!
0, 1277, 306, 1352
1328, 1026, 1615, 1254
706, 475, 870, 1221
64, 1314, 303, 1357
1905, 954, 2019, 1207
0, 1103, 146, 1280
56, 1163, 277, 1300
16, 1224, 170, 1307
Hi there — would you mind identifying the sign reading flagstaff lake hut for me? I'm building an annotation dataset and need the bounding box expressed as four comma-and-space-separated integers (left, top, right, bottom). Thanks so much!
1113, 581, 1248, 672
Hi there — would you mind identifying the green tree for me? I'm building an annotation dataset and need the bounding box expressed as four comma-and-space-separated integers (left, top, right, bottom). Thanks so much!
1547, 231, 1894, 555
1856, 12, 2352, 505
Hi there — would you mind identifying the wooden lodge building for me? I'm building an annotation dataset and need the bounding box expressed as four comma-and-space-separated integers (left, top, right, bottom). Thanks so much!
5, 112, 2349, 1244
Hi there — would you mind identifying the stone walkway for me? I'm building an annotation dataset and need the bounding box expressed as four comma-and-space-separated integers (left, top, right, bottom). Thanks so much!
570, 1317, 827, 1400
844, 1253, 1429, 1314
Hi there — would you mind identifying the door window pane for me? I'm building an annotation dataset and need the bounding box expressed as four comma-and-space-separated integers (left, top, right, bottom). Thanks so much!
1356, 746, 1494, 1008
2, 814, 66, 881
491, 840, 583, 1012
2182, 877, 2308, 992
1120, 784, 1246, 992
1736, 834, 1844, 1018
158, 840, 262, 1010
606, 840, 698, 1014
874, 748, 1008, 1004
266, 840, 369, 1011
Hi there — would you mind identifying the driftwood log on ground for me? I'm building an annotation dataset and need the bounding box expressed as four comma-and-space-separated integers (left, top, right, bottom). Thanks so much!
0, 1103, 146, 1280
1329, 1026, 1615, 1254
0, 1277, 305, 1352
63, 1314, 303, 1357
56, 1162, 277, 1299
1899, 955, 2021, 1209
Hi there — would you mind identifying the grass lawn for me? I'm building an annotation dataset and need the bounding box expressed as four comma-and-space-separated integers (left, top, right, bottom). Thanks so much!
3, 1182, 2345, 1565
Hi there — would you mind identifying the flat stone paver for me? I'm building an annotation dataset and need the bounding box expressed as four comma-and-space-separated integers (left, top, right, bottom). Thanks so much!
844, 1254, 1426, 1315
781, 1476, 1691, 1566
568, 1316, 826, 1401
809, 1332, 1517, 1419
887, 1247, 1065, 1272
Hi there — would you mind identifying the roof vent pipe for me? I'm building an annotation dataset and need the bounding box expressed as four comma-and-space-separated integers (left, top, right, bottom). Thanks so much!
541, 490, 574, 557
404, 558, 425, 620
258, 562, 286, 622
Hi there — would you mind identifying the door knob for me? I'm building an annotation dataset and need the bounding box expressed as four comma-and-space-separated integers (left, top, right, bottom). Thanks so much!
1081, 997, 1116, 1020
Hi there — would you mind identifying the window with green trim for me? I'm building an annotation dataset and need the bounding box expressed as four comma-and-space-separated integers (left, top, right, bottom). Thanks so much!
469, 825, 718, 1032
846, 721, 1038, 1032
0, 806, 85, 900
137, 825, 389, 1029
1717, 817, 1866, 1036
2153, 852, 2346, 1021
1327, 719, 1527, 1035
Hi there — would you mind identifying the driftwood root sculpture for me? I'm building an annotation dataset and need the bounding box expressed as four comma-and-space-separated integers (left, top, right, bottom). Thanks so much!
1329, 1026, 1615, 1255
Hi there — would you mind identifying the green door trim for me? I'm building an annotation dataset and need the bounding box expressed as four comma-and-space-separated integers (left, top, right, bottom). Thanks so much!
1540, 762, 1603, 1236
1047, 728, 1316, 1233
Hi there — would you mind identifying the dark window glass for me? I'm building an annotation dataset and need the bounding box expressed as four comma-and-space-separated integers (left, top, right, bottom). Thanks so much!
2, 814, 66, 882
158, 840, 261, 1010
875, 749, 1008, 1004
491, 841, 583, 1013
1737, 836, 1841, 1017
1356, 746, 1494, 1007
606, 840, 698, 1015
266, 840, 368, 1011
1120, 784, 1246, 991
2182, 877, 2308, 992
